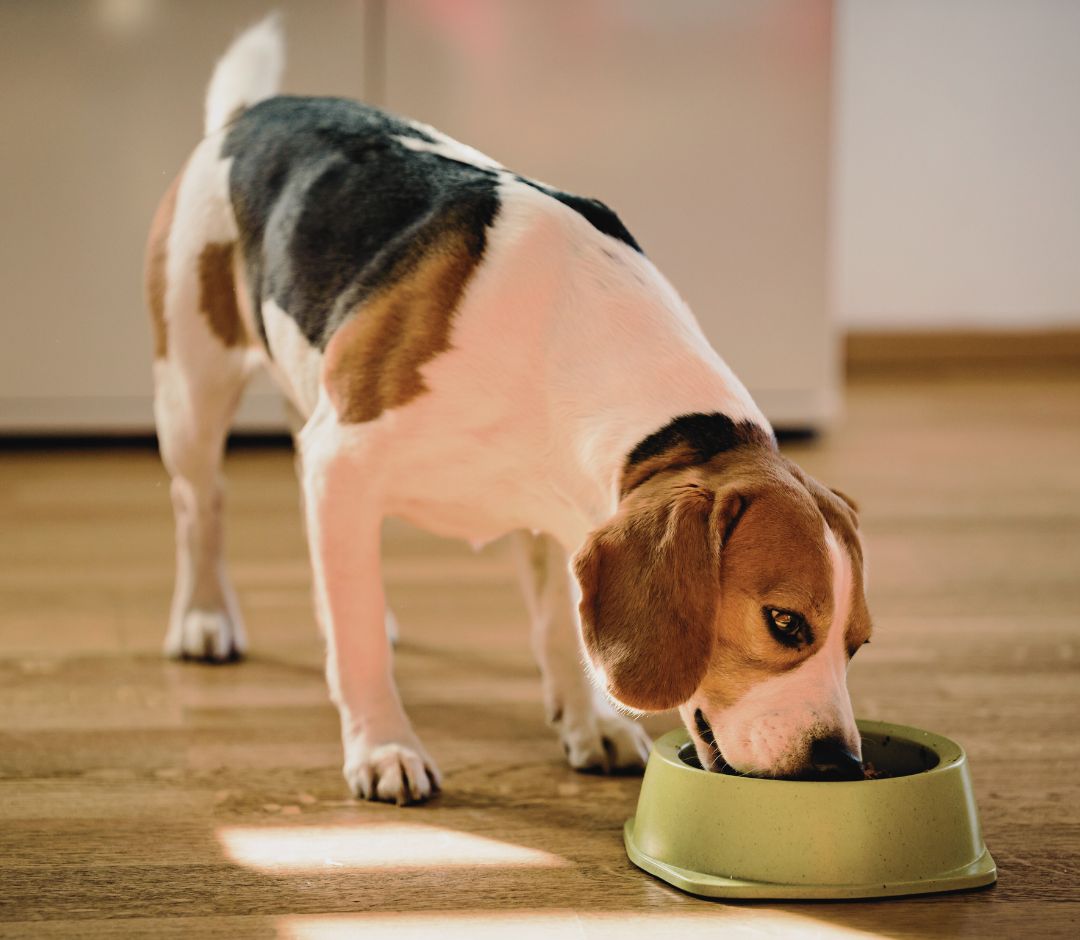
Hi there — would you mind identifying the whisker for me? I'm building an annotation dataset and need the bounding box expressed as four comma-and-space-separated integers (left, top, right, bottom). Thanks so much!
694, 708, 724, 773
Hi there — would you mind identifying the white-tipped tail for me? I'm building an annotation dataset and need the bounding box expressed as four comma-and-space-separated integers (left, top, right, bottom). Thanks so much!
205, 13, 285, 136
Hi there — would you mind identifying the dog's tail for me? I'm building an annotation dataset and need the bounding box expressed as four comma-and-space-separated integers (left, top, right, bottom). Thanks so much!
204, 13, 285, 136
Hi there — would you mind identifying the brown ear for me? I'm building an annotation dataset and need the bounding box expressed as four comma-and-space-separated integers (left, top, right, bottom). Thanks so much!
781, 457, 860, 530
814, 481, 860, 532
572, 474, 744, 712
829, 487, 859, 516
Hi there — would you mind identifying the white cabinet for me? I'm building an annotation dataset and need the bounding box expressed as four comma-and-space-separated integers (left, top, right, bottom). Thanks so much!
0, 0, 836, 432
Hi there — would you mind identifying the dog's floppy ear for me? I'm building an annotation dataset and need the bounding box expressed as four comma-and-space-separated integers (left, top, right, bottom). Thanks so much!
782, 457, 860, 531
572, 473, 746, 712
828, 486, 859, 517
814, 482, 860, 533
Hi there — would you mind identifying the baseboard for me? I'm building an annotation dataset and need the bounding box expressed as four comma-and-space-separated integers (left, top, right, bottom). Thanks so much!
845, 328, 1080, 375
0, 393, 288, 435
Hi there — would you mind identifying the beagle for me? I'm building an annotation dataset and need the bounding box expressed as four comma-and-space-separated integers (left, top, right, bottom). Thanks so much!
146, 17, 872, 805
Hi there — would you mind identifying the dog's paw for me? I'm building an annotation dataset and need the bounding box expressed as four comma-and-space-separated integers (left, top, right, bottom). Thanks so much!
164, 608, 245, 663
344, 739, 442, 805
559, 710, 652, 775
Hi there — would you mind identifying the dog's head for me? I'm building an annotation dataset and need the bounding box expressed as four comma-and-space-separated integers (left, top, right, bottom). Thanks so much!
573, 442, 871, 779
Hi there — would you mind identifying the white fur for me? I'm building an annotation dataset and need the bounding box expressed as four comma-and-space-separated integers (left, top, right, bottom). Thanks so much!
314, 177, 769, 551
688, 524, 860, 776
396, 131, 503, 171
155, 136, 256, 661
260, 299, 324, 416
297, 399, 441, 803
205, 14, 284, 136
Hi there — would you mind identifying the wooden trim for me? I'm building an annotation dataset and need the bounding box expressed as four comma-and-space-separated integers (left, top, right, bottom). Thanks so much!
845, 328, 1080, 374
0, 393, 287, 435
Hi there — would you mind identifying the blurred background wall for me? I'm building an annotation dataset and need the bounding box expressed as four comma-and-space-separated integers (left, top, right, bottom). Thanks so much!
0, 0, 1076, 434
834, 0, 1080, 331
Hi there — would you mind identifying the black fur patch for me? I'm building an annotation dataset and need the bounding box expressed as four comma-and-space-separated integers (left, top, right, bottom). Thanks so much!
626, 412, 776, 468
222, 96, 500, 350
221, 96, 643, 352
517, 178, 642, 253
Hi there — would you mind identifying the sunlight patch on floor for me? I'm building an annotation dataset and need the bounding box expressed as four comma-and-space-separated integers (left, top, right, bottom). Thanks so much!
217, 822, 566, 871
278, 910, 885, 939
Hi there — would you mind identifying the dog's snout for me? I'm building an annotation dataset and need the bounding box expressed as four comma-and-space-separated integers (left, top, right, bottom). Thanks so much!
809, 736, 864, 780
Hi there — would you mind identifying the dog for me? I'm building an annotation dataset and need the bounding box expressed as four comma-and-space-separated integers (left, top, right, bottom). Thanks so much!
145, 16, 872, 805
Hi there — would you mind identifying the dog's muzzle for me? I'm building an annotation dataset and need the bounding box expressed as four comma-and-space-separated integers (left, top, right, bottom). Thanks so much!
693, 709, 864, 780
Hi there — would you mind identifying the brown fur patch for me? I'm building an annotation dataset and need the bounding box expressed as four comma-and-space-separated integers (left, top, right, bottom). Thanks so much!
197, 241, 248, 348
701, 452, 872, 709
719, 480, 831, 657
574, 466, 746, 712
144, 172, 182, 359
322, 225, 483, 423
620, 440, 702, 498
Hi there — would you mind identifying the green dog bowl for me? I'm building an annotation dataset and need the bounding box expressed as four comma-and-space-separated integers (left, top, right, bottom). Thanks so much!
624, 720, 996, 900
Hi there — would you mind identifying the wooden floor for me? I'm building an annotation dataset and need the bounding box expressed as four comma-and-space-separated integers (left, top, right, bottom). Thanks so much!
1, 369, 1078, 938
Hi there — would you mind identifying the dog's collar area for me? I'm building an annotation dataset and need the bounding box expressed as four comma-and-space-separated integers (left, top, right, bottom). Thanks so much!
619, 412, 776, 498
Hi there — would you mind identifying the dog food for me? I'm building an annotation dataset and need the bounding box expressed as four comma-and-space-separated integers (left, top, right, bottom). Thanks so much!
678, 743, 896, 779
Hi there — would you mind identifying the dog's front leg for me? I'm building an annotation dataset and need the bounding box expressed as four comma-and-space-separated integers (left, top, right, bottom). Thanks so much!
301, 427, 440, 804
513, 531, 651, 773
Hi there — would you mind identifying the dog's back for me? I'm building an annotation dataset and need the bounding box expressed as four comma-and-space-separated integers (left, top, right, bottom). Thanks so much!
222, 95, 502, 354
148, 15, 642, 420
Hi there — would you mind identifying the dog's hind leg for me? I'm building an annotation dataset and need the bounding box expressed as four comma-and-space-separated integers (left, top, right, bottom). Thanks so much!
147, 145, 256, 662
155, 354, 251, 663
513, 531, 652, 773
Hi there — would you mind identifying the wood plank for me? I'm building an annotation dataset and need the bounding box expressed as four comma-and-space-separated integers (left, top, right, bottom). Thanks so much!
1, 370, 1078, 936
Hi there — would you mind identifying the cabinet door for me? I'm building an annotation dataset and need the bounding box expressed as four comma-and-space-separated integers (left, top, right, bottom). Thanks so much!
0, 1, 372, 432
385, 0, 837, 429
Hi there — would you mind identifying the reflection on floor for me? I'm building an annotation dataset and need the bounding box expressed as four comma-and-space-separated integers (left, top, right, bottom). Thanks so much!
276, 909, 881, 939
217, 822, 565, 871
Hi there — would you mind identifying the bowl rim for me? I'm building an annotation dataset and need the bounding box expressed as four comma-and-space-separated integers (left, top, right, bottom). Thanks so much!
657, 718, 967, 787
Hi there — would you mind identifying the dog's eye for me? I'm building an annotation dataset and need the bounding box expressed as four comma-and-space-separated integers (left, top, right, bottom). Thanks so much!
768, 609, 797, 632
764, 607, 810, 647
767, 608, 801, 634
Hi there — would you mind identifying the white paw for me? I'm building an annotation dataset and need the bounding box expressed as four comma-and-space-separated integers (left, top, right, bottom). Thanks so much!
558, 708, 652, 774
344, 738, 442, 805
164, 608, 246, 662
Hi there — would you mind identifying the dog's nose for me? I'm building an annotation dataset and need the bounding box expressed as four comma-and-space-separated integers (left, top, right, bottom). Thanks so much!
809, 736, 864, 780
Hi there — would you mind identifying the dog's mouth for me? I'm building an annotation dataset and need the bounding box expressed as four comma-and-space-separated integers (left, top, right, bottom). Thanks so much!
692, 709, 747, 777
689, 710, 869, 780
